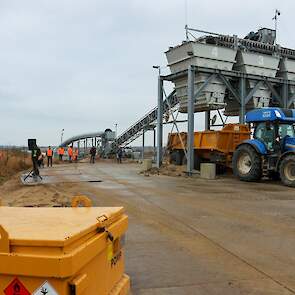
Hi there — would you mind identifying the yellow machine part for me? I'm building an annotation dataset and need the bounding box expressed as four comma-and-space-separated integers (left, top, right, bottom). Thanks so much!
0, 207, 130, 295
167, 124, 251, 167
167, 124, 250, 154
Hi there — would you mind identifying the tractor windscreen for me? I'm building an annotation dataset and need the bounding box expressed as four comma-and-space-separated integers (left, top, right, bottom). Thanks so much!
278, 123, 295, 138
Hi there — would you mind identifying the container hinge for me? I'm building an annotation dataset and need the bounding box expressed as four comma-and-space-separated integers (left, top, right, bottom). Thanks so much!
97, 227, 114, 242
96, 215, 114, 242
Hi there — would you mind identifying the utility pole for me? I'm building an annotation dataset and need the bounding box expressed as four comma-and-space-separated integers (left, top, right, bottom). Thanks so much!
60, 129, 64, 145
273, 9, 281, 44
115, 123, 118, 138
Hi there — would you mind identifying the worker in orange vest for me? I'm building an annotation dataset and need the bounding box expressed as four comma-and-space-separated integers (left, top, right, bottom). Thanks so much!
46, 146, 53, 167
58, 147, 65, 161
68, 146, 73, 162
73, 148, 79, 163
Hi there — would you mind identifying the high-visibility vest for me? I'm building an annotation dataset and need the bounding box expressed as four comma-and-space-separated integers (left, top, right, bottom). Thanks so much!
58, 147, 64, 155
47, 149, 53, 157
68, 148, 73, 156
73, 150, 78, 160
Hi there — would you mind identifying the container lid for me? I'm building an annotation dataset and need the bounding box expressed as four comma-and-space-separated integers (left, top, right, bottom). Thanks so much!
0, 207, 124, 247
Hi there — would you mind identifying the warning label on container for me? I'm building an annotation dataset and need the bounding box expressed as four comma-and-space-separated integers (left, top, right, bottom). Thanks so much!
4, 278, 31, 295
32, 281, 58, 295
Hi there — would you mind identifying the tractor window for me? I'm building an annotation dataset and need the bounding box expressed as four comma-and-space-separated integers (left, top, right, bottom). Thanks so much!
254, 122, 275, 151
278, 124, 295, 138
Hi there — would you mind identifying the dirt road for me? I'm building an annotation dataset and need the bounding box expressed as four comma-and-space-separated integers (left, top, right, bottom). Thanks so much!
2, 162, 295, 294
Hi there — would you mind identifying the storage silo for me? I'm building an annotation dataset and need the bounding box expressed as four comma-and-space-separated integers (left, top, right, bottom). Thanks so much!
165, 40, 237, 112
224, 51, 280, 115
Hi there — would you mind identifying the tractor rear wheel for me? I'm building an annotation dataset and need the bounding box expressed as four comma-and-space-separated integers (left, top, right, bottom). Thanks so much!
279, 155, 295, 187
232, 145, 262, 182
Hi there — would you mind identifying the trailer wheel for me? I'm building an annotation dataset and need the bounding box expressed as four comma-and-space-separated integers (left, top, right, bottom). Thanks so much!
170, 151, 183, 166
194, 155, 201, 170
232, 144, 262, 181
280, 155, 295, 187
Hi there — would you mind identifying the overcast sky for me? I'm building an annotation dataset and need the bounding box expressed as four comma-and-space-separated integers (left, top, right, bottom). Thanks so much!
0, 0, 293, 146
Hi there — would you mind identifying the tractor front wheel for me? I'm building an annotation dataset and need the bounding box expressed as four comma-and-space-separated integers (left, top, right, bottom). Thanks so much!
280, 155, 295, 187
232, 145, 262, 182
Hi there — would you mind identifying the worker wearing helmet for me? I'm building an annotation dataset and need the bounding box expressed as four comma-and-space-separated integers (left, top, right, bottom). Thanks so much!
46, 146, 53, 167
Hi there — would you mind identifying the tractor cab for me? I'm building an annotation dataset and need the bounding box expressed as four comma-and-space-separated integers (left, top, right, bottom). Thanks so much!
233, 108, 295, 187
246, 108, 295, 154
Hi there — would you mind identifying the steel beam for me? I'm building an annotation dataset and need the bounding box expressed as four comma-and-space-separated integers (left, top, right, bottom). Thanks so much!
163, 66, 295, 86
264, 80, 283, 106
282, 82, 289, 108
205, 111, 210, 130
142, 129, 145, 161
156, 77, 164, 168
244, 81, 263, 104
187, 65, 195, 175
193, 74, 216, 101
239, 77, 246, 124
153, 128, 156, 162
288, 94, 295, 108
218, 74, 240, 103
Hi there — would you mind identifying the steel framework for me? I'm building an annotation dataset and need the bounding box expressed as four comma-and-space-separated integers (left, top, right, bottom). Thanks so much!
157, 65, 295, 174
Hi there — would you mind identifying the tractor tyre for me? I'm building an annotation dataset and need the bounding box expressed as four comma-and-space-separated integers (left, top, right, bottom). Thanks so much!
232, 144, 262, 182
268, 171, 280, 181
279, 155, 295, 187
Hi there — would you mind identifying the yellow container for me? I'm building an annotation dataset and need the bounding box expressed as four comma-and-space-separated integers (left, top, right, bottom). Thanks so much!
0, 207, 130, 295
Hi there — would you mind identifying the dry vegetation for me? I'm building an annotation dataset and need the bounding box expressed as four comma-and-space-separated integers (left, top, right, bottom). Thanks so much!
0, 149, 31, 184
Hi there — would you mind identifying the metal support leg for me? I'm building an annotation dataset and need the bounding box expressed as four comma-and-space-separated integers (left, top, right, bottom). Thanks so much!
187, 65, 195, 176
153, 128, 156, 162
239, 77, 246, 124
142, 129, 145, 161
156, 77, 163, 168
205, 111, 210, 130
282, 81, 288, 108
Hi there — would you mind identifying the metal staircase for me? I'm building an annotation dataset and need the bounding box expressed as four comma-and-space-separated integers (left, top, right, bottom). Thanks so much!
112, 90, 178, 150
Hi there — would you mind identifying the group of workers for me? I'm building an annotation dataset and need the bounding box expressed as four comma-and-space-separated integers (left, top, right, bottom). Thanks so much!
33, 144, 122, 175
31, 143, 100, 179
35, 146, 80, 169
57, 146, 79, 162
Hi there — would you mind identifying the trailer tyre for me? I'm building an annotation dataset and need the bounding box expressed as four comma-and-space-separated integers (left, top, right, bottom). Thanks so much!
232, 144, 262, 182
170, 151, 183, 166
279, 155, 295, 187
194, 155, 201, 170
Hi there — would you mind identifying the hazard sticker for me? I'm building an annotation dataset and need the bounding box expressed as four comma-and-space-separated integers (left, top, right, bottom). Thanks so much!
4, 278, 31, 295
32, 281, 58, 295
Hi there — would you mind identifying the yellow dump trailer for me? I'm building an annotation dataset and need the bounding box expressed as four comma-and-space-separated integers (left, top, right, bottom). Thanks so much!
0, 207, 129, 295
167, 124, 250, 169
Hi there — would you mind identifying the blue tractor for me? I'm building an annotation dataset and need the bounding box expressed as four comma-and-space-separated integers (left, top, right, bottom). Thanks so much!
232, 107, 295, 187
